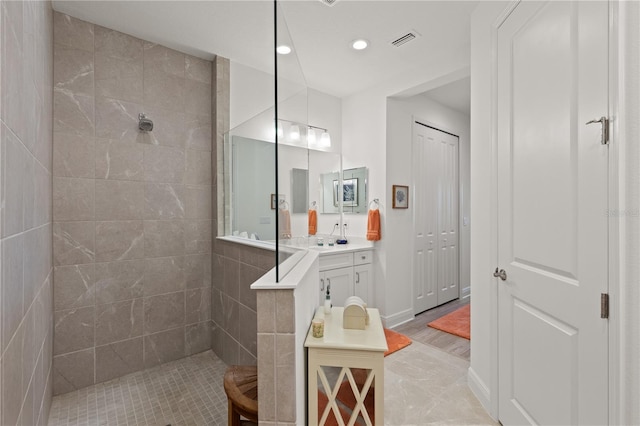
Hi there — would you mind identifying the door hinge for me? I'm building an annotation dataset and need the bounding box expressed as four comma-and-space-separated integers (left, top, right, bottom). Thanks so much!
600, 293, 609, 319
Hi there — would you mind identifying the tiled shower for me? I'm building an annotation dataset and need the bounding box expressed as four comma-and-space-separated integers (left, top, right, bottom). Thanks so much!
1, 2, 277, 424
50, 13, 215, 394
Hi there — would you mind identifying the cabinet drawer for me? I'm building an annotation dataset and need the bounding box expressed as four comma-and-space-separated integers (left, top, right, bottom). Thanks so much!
353, 250, 372, 266
319, 253, 354, 271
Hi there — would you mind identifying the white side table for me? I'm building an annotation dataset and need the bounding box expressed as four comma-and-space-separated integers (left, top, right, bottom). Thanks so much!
305, 307, 388, 426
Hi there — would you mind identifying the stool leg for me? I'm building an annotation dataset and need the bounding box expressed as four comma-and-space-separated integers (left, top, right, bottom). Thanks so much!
228, 400, 241, 426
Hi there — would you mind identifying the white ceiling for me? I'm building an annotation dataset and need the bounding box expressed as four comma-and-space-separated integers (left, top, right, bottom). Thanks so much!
53, 0, 477, 102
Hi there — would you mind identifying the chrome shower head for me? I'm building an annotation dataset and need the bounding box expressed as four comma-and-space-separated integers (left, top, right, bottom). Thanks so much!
138, 113, 153, 132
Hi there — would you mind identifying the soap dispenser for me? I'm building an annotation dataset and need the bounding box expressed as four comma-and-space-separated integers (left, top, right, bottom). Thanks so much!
324, 283, 332, 314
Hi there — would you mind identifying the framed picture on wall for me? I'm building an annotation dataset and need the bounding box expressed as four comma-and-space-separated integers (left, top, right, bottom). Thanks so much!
333, 179, 359, 207
271, 194, 285, 209
392, 185, 409, 209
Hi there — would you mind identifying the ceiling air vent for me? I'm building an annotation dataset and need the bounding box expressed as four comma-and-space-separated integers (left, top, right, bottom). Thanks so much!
391, 32, 419, 48
319, 0, 339, 6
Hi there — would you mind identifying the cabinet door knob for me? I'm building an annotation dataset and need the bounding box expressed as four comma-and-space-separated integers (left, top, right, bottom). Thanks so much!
320, 278, 325, 291
356, 272, 360, 283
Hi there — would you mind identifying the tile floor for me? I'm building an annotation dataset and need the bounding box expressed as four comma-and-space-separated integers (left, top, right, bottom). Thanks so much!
47, 351, 228, 426
49, 300, 496, 426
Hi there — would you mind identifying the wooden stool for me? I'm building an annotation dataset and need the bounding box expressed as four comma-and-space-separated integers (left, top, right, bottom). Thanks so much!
223, 365, 258, 426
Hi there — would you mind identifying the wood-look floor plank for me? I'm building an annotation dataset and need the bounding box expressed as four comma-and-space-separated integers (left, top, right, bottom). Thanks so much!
394, 298, 471, 361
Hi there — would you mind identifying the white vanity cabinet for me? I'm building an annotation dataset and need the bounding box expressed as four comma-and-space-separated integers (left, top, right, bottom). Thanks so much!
319, 250, 373, 307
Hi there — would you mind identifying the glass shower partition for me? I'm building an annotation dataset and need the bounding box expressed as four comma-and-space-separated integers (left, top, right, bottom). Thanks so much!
222, 1, 310, 282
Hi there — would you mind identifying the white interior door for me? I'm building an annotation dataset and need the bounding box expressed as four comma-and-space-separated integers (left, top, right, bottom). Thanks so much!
413, 123, 459, 314
497, 2, 609, 425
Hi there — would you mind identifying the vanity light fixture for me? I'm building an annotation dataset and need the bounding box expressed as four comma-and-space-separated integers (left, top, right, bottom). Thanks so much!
307, 127, 317, 146
319, 131, 331, 148
276, 45, 292, 55
290, 124, 301, 141
351, 39, 368, 50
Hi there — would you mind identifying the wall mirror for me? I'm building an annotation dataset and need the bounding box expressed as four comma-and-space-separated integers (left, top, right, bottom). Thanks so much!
320, 167, 368, 214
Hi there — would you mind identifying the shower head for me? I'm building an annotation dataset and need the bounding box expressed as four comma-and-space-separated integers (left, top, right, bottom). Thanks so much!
138, 113, 153, 132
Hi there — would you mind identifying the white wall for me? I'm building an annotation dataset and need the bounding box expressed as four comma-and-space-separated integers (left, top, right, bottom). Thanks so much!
618, 2, 640, 424
468, 2, 509, 417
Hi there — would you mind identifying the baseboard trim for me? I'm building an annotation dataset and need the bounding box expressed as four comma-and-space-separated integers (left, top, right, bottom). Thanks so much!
381, 308, 414, 329
461, 285, 471, 299
468, 367, 493, 418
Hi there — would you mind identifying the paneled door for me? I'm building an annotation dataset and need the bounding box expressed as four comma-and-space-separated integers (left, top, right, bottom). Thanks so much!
413, 122, 459, 314
496, 2, 609, 424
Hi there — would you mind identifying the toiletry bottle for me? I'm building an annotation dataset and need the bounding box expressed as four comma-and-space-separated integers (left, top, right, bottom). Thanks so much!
324, 284, 331, 314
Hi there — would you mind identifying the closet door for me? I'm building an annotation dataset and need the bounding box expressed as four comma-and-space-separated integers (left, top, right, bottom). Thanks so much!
413, 122, 459, 314
437, 131, 459, 305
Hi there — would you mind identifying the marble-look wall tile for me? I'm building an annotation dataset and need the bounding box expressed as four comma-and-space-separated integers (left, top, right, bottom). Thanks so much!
95, 53, 143, 103
185, 253, 211, 289
223, 295, 240, 341
52, 348, 95, 394
185, 56, 211, 84
186, 288, 211, 324
222, 257, 240, 300
211, 288, 223, 327
2, 321, 24, 426
95, 337, 143, 383
53, 44, 94, 96
275, 365, 296, 421
2, 125, 27, 237
185, 220, 211, 255
275, 290, 295, 334
143, 144, 185, 183
143, 43, 184, 77
53, 307, 94, 355
143, 71, 184, 113
185, 322, 211, 356
53, 90, 94, 137
94, 260, 144, 304
53, 264, 95, 310
185, 114, 212, 152
239, 304, 257, 356
142, 107, 185, 149
143, 327, 185, 368
95, 299, 143, 345
23, 226, 52, 308
1, 0, 25, 141
95, 220, 144, 262
144, 182, 185, 219
95, 138, 144, 181
184, 80, 211, 116
53, 177, 94, 221
222, 329, 239, 366
2, 234, 24, 352
143, 292, 185, 334
95, 97, 144, 143
257, 333, 276, 421
95, 180, 144, 220
53, 12, 94, 52
53, 133, 95, 178
256, 290, 276, 334
239, 265, 263, 311
34, 160, 53, 226
143, 256, 185, 297
94, 26, 142, 62
184, 150, 212, 186
143, 220, 184, 257
53, 221, 95, 266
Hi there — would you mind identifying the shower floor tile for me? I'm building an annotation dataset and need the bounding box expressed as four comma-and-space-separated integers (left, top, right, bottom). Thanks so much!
48, 351, 229, 426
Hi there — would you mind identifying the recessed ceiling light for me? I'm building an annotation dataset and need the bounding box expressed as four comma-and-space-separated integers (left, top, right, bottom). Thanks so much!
351, 39, 368, 50
276, 45, 292, 55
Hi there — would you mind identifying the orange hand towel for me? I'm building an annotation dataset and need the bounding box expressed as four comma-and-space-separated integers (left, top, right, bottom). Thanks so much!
366, 209, 381, 241
308, 209, 317, 235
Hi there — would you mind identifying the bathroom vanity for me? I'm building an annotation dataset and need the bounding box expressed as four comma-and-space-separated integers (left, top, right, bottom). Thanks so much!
316, 246, 373, 308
